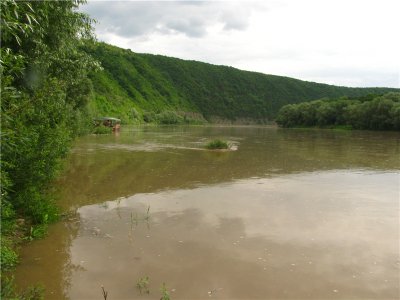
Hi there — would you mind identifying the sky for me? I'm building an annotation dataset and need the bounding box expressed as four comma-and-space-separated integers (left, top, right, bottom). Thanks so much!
80, 0, 400, 88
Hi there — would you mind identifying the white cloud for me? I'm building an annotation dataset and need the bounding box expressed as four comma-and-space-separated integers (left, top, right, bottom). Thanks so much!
81, 0, 400, 87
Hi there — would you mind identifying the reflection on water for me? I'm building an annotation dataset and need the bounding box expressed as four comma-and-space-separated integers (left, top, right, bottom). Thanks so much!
55, 126, 400, 210
14, 126, 400, 299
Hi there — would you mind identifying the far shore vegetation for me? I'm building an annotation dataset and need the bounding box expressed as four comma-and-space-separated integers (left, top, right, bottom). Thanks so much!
85, 42, 398, 125
92, 125, 113, 134
276, 93, 400, 131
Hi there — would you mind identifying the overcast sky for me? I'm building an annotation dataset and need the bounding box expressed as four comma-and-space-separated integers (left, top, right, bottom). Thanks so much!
80, 0, 400, 88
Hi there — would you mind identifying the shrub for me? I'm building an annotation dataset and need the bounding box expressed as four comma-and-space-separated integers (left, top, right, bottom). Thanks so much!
205, 139, 229, 150
143, 111, 156, 123
131, 108, 140, 120
92, 125, 112, 134
157, 111, 183, 124
1, 239, 18, 271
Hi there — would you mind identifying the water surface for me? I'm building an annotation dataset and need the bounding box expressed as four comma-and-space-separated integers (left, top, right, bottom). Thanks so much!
15, 126, 400, 299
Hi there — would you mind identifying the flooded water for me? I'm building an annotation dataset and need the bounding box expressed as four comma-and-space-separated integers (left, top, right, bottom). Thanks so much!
15, 126, 400, 299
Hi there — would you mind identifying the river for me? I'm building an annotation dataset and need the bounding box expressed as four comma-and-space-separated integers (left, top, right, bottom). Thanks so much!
14, 126, 400, 299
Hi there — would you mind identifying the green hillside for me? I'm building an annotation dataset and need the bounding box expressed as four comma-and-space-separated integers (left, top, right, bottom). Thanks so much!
85, 42, 398, 124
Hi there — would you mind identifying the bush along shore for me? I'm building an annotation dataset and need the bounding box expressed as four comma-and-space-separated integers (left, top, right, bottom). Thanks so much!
276, 93, 400, 130
1, 0, 98, 297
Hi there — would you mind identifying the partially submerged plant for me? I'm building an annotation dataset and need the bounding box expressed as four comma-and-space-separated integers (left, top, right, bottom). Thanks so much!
130, 206, 151, 229
101, 286, 108, 300
205, 139, 229, 150
160, 283, 170, 300
144, 205, 151, 222
131, 212, 139, 229
27, 224, 48, 241
1, 276, 45, 300
136, 276, 150, 294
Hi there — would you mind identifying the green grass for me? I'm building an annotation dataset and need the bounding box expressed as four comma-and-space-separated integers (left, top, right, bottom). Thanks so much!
205, 139, 229, 150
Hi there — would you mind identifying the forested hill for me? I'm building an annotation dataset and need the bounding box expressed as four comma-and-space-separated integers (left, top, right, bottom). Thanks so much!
86, 42, 398, 123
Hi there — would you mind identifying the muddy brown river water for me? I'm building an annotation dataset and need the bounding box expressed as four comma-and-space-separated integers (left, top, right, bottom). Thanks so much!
14, 126, 400, 299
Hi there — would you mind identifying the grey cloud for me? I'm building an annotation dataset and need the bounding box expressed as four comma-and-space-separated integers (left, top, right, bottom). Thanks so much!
223, 18, 248, 31
220, 6, 252, 31
166, 17, 207, 37
80, 1, 263, 38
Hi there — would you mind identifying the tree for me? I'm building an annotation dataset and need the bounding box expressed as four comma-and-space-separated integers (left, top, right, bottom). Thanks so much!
316, 102, 336, 126
1, 0, 98, 224
276, 93, 400, 130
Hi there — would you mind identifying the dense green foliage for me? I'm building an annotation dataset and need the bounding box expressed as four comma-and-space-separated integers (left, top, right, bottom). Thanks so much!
92, 125, 113, 134
276, 93, 400, 130
1, 0, 97, 277
86, 42, 398, 124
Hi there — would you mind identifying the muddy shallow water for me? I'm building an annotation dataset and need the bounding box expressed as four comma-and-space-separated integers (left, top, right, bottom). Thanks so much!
14, 126, 400, 299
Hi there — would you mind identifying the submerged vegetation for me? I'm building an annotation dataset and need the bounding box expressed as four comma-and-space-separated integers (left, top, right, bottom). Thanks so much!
206, 139, 229, 150
276, 93, 400, 130
101, 277, 170, 299
130, 205, 151, 227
